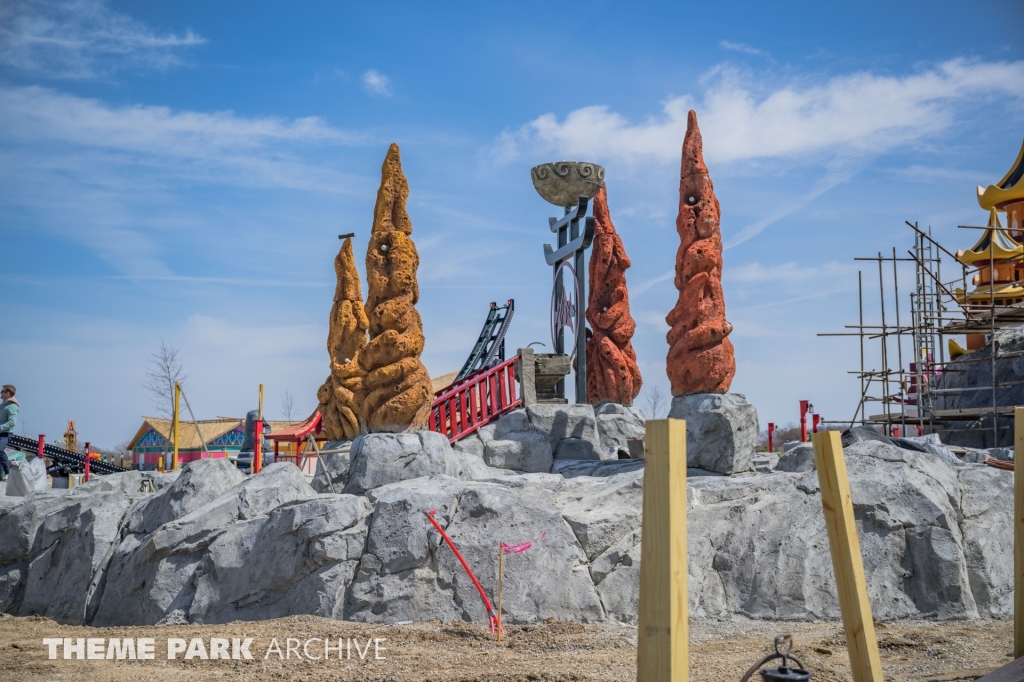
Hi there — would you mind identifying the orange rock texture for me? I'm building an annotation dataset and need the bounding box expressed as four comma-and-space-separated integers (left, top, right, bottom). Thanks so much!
358, 143, 433, 432
316, 236, 369, 441
665, 110, 735, 395
586, 185, 642, 405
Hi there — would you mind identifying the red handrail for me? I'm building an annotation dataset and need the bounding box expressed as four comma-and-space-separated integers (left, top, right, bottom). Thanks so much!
429, 356, 521, 443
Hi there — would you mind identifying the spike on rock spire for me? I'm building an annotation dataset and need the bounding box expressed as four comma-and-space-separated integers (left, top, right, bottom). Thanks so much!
358, 143, 432, 432
586, 184, 642, 405
317, 236, 369, 440
665, 110, 736, 395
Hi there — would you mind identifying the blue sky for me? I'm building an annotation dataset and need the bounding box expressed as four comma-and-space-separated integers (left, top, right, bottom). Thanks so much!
1, 0, 1023, 447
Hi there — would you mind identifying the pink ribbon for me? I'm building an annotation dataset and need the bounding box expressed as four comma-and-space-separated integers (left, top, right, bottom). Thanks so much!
501, 531, 547, 555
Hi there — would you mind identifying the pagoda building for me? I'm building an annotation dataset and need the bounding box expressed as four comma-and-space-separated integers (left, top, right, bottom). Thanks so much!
951, 138, 1024, 356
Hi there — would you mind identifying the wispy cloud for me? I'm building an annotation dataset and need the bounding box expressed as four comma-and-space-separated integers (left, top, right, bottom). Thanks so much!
0, 0, 205, 78
362, 69, 392, 97
492, 58, 1024, 167
0, 85, 370, 191
719, 40, 765, 56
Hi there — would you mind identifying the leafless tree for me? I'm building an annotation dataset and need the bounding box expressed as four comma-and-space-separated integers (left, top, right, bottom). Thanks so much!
642, 384, 668, 419
281, 390, 296, 422
144, 340, 189, 419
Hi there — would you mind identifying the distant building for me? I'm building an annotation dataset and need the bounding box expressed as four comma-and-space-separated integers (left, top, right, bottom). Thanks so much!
127, 416, 305, 469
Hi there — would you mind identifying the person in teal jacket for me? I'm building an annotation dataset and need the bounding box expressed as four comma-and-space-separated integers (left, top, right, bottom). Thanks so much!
0, 385, 19, 481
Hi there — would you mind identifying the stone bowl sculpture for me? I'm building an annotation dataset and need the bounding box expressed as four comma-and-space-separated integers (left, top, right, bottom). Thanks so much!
531, 161, 605, 207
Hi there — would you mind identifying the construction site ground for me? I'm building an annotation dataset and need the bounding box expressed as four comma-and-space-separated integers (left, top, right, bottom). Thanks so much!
0, 612, 1011, 681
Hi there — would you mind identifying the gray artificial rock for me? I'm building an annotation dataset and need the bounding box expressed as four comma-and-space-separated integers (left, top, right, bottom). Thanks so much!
552, 459, 644, 479
752, 454, 779, 474
344, 431, 459, 495
484, 434, 553, 472
188, 494, 372, 623
956, 465, 1013, 616
92, 463, 316, 626
668, 392, 759, 474
127, 459, 244, 535
775, 443, 816, 472
526, 403, 603, 454
594, 402, 647, 458
554, 437, 603, 461
556, 470, 643, 561
312, 445, 353, 493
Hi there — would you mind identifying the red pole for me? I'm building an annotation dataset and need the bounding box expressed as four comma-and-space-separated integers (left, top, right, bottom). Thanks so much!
84, 442, 91, 483
767, 423, 775, 453
812, 414, 821, 434
424, 510, 502, 634
253, 420, 263, 474
799, 400, 809, 442
37, 434, 45, 458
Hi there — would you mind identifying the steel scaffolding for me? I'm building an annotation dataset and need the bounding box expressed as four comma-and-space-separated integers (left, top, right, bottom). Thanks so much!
818, 221, 1019, 445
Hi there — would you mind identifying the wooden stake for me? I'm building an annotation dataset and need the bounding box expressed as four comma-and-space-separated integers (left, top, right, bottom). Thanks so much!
1016, 407, 1024, 659
497, 543, 504, 642
636, 418, 687, 682
811, 431, 884, 681
172, 381, 181, 470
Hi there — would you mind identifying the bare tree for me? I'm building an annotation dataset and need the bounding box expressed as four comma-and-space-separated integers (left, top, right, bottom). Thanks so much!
642, 384, 668, 419
281, 390, 296, 422
144, 340, 189, 419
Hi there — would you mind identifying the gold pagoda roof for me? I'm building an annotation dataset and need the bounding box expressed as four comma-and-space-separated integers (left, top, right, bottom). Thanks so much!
956, 208, 1022, 264
977, 137, 1024, 210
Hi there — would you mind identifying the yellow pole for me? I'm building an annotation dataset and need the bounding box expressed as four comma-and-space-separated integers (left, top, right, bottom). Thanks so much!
172, 381, 181, 470
811, 431, 883, 681
1015, 407, 1024, 658
636, 418, 687, 682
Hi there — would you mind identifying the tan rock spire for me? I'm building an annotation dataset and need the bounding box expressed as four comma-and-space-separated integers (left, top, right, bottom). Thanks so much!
358, 143, 432, 432
317, 235, 369, 440
666, 110, 735, 395
586, 184, 642, 405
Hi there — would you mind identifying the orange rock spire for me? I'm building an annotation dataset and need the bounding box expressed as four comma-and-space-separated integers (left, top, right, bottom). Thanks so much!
665, 111, 735, 395
317, 236, 369, 440
358, 143, 433, 432
586, 184, 642, 405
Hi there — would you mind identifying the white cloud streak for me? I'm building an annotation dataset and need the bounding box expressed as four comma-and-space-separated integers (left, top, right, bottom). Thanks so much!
0, 85, 369, 191
493, 59, 1024, 167
719, 40, 764, 56
0, 0, 205, 78
362, 69, 392, 96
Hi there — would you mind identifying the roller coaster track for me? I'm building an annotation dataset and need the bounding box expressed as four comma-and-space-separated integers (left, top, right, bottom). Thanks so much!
455, 299, 514, 383
6, 434, 126, 476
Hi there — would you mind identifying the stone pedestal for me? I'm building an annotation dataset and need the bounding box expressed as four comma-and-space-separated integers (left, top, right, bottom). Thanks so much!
668, 392, 758, 474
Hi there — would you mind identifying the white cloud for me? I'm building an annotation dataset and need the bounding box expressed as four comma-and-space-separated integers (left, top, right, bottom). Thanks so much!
0, 0, 205, 78
719, 40, 764, 56
0, 85, 369, 191
362, 69, 392, 97
493, 58, 1024, 168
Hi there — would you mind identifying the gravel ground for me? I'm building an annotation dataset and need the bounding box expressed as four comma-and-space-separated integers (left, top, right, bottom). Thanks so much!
0, 612, 1012, 681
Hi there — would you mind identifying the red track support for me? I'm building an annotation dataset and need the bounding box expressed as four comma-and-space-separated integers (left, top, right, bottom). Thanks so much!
799, 400, 809, 442
767, 423, 774, 453
37, 434, 45, 459
253, 421, 263, 474
429, 356, 522, 444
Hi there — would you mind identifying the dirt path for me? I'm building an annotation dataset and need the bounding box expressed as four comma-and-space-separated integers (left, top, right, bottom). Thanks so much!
0, 613, 1012, 681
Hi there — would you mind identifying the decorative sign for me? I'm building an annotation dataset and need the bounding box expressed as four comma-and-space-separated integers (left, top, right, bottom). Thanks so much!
550, 261, 582, 360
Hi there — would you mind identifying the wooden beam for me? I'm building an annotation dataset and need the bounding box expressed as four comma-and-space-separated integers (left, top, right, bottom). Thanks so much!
637, 418, 687, 682
1016, 407, 1024, 659
811, 431, 884, 682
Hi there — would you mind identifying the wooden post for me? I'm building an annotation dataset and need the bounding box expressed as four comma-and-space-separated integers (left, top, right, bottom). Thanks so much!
172, 381, 181, 470
497, 543, 504, 642
636, 418, 687, 682
811, 431, 883, 681
1016, 407, 1024, 659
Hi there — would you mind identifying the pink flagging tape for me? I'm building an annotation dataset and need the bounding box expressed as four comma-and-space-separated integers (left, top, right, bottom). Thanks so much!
501, 531, 547, 555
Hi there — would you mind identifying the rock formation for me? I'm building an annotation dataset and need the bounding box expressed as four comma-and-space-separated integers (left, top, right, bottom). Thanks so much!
317, 235, 369, 441
585, 185, 642, 406
358, 143, 432, 432
665, 110, 735, 395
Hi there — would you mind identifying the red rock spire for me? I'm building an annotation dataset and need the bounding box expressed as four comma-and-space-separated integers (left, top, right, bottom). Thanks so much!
586, 184, 643, 405
666, 111, 735, 395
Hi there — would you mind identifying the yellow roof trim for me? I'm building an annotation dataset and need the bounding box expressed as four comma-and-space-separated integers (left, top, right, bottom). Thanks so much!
977, 138, 1024, 210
